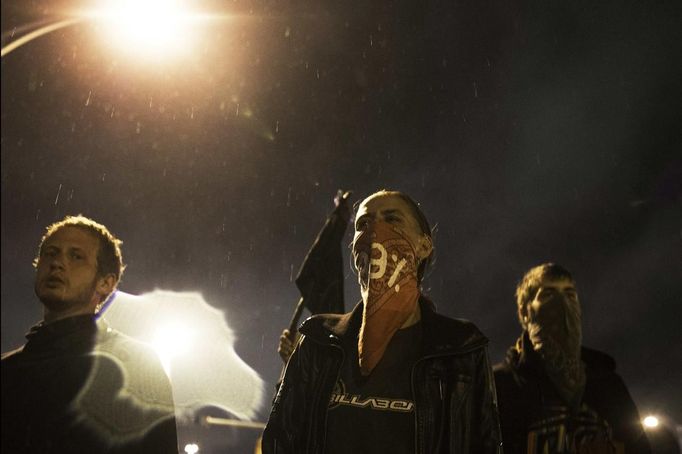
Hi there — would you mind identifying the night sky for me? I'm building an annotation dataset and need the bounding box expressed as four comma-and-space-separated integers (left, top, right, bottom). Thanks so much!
2, 0, 681, 444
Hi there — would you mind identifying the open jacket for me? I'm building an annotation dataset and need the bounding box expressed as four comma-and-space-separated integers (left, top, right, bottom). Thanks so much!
262, 298, 503, 454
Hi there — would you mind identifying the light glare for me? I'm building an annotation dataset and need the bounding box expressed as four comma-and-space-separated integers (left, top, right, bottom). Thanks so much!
184, 443, 199, 454
88, 0, 199, 58
643, 415, 659, 428
152, 323, 193, 375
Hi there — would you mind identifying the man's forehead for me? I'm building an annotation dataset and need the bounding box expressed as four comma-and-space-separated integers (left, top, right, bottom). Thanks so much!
539, 277, 576, 290
358, 194, 409, 216
45, 226, 99, 248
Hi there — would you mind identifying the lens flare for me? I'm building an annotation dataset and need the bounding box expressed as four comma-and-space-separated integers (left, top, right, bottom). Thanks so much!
85, 0, 204, 58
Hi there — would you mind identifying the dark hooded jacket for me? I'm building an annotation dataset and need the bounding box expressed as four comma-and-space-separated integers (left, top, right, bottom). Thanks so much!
1, 315, 177, 454
262, 298, 503, 454
493, 332, 651, 454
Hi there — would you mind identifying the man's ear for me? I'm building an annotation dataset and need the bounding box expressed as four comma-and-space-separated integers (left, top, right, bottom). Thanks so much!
96, 273, 117, 302
518, 304, 528, 327
416, 234, 433, 261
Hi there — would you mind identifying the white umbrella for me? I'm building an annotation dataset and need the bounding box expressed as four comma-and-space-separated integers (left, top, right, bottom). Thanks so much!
101, 289, 264, 421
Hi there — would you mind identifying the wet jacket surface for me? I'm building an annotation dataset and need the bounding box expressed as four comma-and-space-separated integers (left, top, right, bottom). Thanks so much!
493, 332, 651, 454
1, 315, 178, 454
262, 299, 503, 454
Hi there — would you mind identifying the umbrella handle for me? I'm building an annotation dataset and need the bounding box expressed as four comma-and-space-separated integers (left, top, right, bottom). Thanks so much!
287, 297, 306, 334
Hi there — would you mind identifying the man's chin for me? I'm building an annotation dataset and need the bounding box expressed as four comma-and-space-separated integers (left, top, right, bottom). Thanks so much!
39, 297, 70, 312
36, 288, 70, 311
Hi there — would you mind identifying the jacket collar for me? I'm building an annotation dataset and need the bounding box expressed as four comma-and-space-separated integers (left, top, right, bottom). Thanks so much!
23, 314, 98, 353
299, 296, 488, 356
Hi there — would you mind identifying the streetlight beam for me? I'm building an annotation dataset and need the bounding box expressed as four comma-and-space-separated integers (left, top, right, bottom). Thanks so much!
2, 0, 217, 59
86, 0, 202, 58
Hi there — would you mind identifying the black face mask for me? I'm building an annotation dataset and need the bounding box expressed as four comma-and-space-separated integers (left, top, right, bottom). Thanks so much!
527, 293, 582, 358
526, 293, 585, 407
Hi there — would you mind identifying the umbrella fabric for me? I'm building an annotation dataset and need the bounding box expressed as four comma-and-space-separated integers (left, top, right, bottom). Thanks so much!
102, 290, 264, 421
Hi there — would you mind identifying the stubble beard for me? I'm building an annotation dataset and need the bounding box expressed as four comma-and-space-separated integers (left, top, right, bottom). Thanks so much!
36, 278, 99, 317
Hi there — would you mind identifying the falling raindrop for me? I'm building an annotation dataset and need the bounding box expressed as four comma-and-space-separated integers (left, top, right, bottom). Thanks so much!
275, 121, 279, 133
85, 91, 92, 106
54, 184, 62, 205
473, 82, 478, 98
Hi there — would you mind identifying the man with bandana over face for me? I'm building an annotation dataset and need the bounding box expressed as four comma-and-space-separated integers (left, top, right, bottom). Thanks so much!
263, 190, 502, 454
493, 263, 651, 454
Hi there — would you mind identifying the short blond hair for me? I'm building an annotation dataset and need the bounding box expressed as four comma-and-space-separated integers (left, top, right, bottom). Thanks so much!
34, 215, 126, 286
515, 263, 574, 313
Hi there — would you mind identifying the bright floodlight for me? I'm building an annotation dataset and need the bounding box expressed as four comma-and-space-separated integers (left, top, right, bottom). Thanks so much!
152, 323, 193, 375
643, 415, 659, 428
184, 443, 199, 454
87, 0, 201, 57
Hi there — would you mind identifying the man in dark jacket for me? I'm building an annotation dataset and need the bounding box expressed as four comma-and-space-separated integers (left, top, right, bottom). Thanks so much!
1, 215, 177, 454
263, 190, 502, 453
494, 263, 651, 454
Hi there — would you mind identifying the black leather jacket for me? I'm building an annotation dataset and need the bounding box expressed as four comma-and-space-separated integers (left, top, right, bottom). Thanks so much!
263, 299, 503, 454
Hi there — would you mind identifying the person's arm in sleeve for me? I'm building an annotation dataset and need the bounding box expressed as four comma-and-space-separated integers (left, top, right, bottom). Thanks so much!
472, 346, 503, 454
262, 334, 307, 454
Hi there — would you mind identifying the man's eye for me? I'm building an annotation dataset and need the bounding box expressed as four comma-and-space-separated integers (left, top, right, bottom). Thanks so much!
538, 289, 555, 300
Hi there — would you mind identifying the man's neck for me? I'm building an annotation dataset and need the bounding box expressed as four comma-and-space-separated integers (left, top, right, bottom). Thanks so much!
400, 302, 421, 328
43, 307, 96, 325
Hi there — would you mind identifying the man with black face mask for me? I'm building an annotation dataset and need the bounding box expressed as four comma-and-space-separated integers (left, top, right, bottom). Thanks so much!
494, 263, 651, 454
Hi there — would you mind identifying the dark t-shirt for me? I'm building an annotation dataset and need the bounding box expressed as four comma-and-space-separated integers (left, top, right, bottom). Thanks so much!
325, 322, 422, 454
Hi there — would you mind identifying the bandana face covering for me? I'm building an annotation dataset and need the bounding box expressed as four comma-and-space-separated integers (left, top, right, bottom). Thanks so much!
526, 291, 585, 407
353, 221, 420, 376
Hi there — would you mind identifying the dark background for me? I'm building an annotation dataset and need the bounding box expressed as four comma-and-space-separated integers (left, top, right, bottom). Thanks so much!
2, 0, 681, 449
